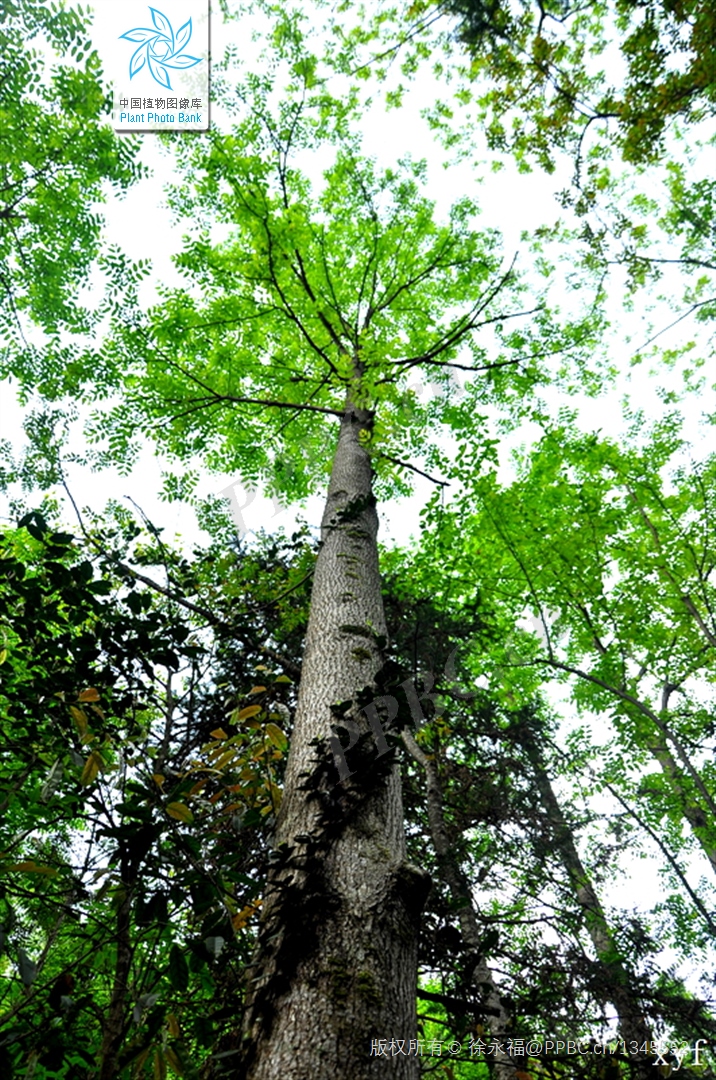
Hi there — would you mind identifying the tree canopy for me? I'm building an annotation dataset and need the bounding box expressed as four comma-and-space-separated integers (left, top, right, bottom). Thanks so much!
0, 0, 715, 1078
442, 0, 716, 166
0, 1, 141, 352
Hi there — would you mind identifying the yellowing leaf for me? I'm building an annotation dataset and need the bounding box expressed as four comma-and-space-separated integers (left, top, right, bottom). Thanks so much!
210, 727, 228, 739
237, 705, 262, 721
166, 802, 194, 824
167, 1013, 181, 1038
248, 685, 267, 695
153, 1047, 167, 1080
0, 648, 7, 664
264, 723, 288, 751
69, 706, 88, 735
267, 780, 282, 808
153, 773, 166, 788
232, 899, 262, 930
8, 860, 57, 876
165, 1046, 183, 1075
215, 749, 238, 770
81, 750, 103, 786
78, 687, 100, 702
274, 674, 292, 683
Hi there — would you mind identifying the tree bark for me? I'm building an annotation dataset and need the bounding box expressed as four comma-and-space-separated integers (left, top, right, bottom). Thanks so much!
519, 722, 655, 1078
241, 397, 428, 1079
98, 885, 134, 1080
402, 730, 514, 1080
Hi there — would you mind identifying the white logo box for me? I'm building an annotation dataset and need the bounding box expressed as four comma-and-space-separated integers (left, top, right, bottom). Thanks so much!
94, 1, 210, 132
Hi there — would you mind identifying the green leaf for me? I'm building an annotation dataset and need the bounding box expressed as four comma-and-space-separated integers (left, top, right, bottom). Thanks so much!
168, 944, 189, 992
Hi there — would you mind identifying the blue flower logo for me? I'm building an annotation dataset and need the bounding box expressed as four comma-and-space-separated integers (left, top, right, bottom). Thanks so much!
119, 7, 202, 90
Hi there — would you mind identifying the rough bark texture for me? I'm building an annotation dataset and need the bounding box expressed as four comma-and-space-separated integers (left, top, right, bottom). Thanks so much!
402, 731, 514, 1080
241, 400, 428, 1079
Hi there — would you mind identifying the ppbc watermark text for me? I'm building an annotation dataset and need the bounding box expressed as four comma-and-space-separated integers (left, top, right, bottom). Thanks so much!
371, 1037, 710, 1070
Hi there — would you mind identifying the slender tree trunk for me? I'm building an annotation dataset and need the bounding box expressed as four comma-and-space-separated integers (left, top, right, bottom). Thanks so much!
241, 397, 428, 1079
402, 731, 514, 1080
98, 885, 134, 1080
643, 734, 716, 875
547, 661, 716, 876
519, 723, 655, 1078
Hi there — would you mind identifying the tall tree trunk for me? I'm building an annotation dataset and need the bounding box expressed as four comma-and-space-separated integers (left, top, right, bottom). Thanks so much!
402, 731, 514, 1080
241, 398, 429, 1079
519, 721, 655, 1078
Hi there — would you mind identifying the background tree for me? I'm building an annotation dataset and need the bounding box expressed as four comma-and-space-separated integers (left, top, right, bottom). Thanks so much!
440, 0, 716, 167
0, 0, 141, 368
23, 27, 602, 1073
388, 419, 716, 1059
0, 506, 305, 1079
446, 424, 716, 889
379, 561, 716, 1075
2, 1, 713, 1077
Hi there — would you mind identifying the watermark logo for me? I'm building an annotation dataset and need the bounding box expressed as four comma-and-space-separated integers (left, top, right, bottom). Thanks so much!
329, 648, 475, 783
99, 1, 210, 131
119, 6, 202, 90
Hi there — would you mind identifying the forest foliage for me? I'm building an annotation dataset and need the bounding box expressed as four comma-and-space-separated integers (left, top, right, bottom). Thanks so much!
0, 0, 715, 1077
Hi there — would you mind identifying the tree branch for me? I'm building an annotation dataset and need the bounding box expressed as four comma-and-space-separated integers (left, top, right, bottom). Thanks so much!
377, 451, 449, 487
